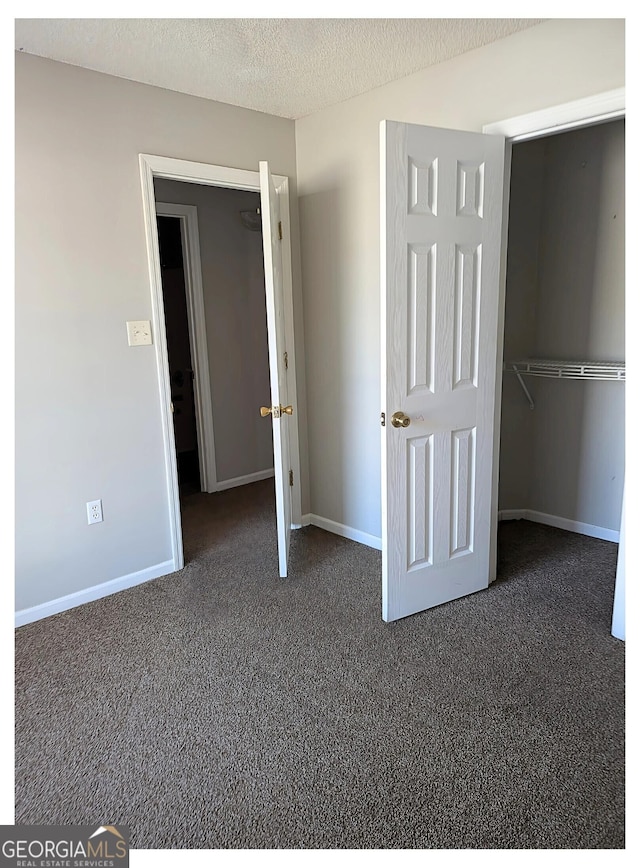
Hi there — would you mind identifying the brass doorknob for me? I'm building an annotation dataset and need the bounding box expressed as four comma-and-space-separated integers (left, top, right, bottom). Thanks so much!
260, 405, 294, 418
391, 411, 410, 428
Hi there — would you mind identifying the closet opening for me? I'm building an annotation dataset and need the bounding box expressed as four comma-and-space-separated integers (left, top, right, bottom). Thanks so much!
497, 118, 625, 613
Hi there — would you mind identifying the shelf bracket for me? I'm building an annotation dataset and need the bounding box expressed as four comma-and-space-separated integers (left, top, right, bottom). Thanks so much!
512, 365, 535, 410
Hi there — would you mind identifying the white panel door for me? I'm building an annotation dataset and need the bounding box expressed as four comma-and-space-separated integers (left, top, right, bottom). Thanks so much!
381, 120, 505, 622
260, 161, 292, 577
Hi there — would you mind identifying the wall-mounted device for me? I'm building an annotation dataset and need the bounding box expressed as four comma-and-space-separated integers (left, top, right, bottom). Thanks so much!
127, 320, 153, 346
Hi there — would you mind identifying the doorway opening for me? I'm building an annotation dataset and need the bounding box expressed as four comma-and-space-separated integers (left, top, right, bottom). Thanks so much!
139, 155, 302, 576
155, 182, 274, 511
157, 214, 202, 497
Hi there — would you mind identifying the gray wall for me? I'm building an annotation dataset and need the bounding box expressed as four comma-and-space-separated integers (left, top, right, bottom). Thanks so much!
15, 52, 304, 612
498, 138, 546, 510
499, 120, 625, 531
154, 180, 273, 484
295, 18, 625, 540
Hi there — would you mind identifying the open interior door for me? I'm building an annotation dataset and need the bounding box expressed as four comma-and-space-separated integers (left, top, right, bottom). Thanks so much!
381, 120, 505, 622
259, 161, 292, 577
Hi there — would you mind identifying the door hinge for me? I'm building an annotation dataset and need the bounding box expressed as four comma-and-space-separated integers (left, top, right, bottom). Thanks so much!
284, 351, 288, 370
381, 412, 386, 427
278, 221, 283, 241
289, 469, 294, 487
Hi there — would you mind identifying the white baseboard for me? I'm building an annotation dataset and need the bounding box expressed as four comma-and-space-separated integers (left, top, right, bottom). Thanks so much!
302, 513, 382, 551
15, 559, 176, 628
498, 509, 619, 543
214, 468, 274, 492
498, 509, 529, 522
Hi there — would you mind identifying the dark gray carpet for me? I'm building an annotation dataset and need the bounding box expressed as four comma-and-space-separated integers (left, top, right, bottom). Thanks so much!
15, 480, 624, 849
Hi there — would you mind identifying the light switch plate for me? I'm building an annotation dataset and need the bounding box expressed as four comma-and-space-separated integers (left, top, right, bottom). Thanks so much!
127, 320, 152, 346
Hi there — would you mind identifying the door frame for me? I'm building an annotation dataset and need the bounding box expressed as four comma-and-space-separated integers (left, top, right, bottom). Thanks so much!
155, 202, 217, 494
483, 87, 625, 582
139, 154, 303, 570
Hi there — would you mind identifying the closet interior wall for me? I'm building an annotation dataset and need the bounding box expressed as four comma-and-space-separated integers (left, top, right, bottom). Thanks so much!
499, 119, 625, 537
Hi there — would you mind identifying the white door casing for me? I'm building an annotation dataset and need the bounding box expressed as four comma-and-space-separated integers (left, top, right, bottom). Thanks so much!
381, 121, 505, 622
155, 202, 217, 494
260, 161, 292, 577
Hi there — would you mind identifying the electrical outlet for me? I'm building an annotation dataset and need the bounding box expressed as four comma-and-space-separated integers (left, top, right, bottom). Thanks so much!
87, 499, 103, 524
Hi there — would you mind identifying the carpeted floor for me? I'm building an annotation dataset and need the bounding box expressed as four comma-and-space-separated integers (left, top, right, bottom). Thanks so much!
14, 480, 624, 849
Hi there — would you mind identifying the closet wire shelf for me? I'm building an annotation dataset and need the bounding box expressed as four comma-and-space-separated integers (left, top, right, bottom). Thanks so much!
504, 359, 625, 410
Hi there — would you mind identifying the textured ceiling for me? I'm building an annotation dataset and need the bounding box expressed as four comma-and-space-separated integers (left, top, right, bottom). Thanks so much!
14, 18, 546, 119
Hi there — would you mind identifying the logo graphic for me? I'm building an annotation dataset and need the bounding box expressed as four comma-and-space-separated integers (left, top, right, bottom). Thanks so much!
0, 824, 129, 867
89, 826, 125, 841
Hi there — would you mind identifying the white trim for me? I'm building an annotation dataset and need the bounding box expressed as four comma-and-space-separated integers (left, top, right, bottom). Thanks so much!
304, 514, 382, 551
139, 154, 304, 565
156, 202, 217, 493
498, 509, 528, 522
483, 88, 625, 142
215, 468, 274, 492
611, 488, 625, 640
15, 560, 175, 628
140, 156, 262, 190
139, 157, 184, 571
489, 138, 513, 584
498, 509, 619, 544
